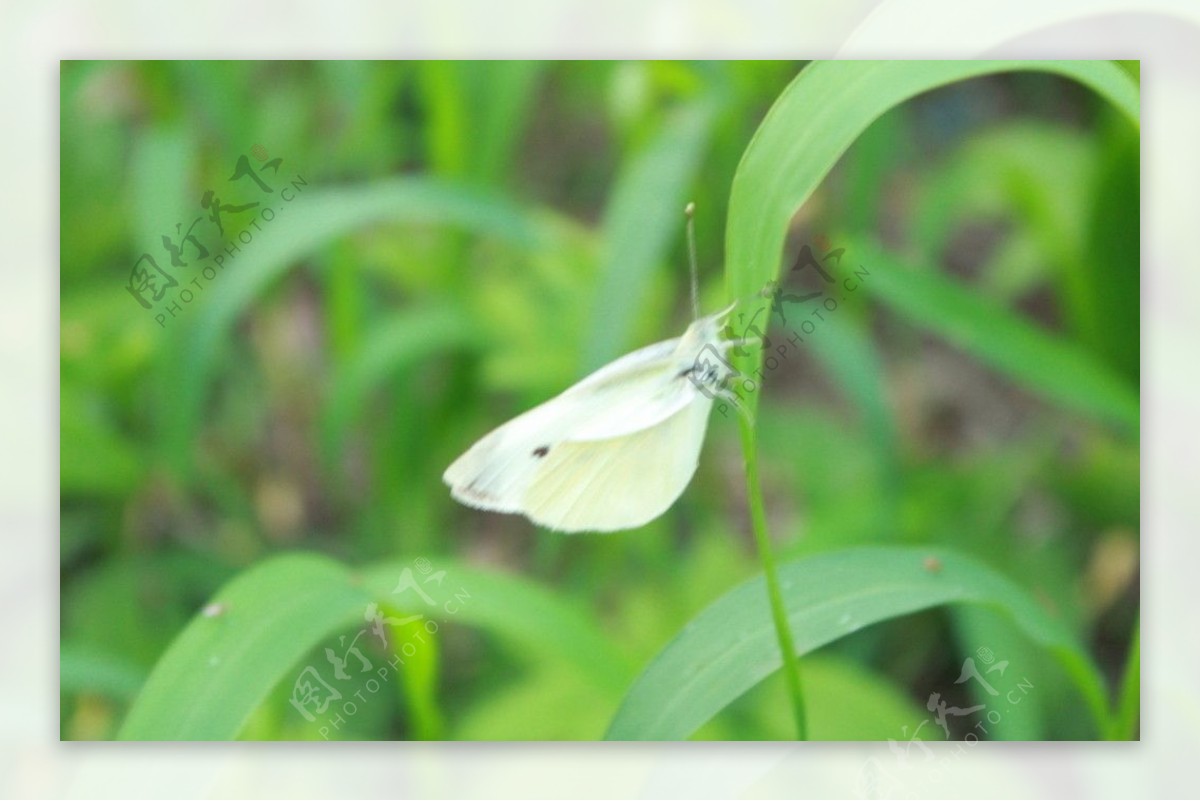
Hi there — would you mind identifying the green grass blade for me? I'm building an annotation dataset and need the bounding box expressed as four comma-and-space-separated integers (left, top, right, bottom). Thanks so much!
472, 61, 544, 187
118, 553, 629, 739
604, 545, 1110, 741
856, 240, 1138, 432
117, 553, 370, 740
387, 612, 444, 740
725, 60, 1139, 412
419, 62, 471, 180
950, 605, 1048, 739
1115, 617, 1140, 739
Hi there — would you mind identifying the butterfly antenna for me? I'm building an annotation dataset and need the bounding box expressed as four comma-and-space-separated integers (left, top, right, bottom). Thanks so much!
685, 201, 700, 320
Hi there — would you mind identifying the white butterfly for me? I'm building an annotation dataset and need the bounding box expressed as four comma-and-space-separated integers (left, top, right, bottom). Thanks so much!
442, 303, 740, 533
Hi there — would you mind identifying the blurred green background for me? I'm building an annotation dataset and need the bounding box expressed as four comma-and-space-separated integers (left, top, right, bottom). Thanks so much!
59, 60, 1138, 741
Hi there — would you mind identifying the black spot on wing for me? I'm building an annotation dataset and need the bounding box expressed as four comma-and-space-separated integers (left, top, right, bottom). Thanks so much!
532, 445, 550, 458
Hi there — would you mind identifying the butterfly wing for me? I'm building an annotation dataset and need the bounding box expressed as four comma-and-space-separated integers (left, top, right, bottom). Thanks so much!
442, 336, 695, 513
443, 305, 735, 531
521, 397, 714, 532
443, 391, 583, 513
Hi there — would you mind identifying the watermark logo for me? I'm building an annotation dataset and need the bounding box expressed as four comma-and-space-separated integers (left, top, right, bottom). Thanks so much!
287, 557, 470, 739
124, 145, 308, 328
858, 646, 1035, 798
685, 238, 870, 414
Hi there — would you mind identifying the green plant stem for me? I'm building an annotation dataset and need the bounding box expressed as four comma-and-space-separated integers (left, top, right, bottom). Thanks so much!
1114, 616, 1140, 740
738, 412, 807, 740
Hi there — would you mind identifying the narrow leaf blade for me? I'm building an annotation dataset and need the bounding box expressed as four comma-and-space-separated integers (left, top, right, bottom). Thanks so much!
605, 546, 1108, 740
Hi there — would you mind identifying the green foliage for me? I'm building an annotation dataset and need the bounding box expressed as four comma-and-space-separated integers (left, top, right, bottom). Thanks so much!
853, 241, 1137, 432
584, 99, 717, 370
725, 60, 1137, 409
61, 60, 1138, 741
119, 553, 629, 740
118, 554, 372, 740
605, 546, 1108, 740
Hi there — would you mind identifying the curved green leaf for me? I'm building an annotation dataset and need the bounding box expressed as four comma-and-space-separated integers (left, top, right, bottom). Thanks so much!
725, 60, 1140, 413
118, 552, 628, 740
605, 546, 1110, 740
117, 553, 369, 740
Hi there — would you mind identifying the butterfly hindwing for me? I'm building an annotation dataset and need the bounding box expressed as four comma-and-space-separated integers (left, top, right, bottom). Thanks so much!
522, 398, 714, 532
443, 396, 580, 513
443, 336, 699, 511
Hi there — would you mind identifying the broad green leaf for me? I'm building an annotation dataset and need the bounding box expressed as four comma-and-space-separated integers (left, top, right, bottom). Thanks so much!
798, 657, 928, 741
699, 656, 929, 740
725, 60, 1139, 414
838, 105, 911, 236
951, 606, 1048, 740
117, 554, 371, 740
854, 240, 1138, 432
118, 553, 628, 739
605, 546, 1109, 740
